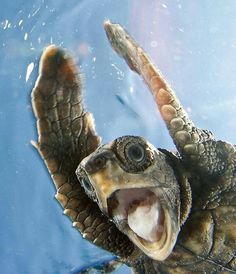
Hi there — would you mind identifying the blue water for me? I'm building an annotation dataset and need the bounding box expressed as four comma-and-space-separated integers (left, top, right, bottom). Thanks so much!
1, 1, 236, 273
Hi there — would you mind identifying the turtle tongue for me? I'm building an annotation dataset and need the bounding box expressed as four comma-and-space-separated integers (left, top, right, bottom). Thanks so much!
127, 199, 162, 242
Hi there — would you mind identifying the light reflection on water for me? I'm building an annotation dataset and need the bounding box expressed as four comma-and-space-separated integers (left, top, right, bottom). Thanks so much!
1, 1, 236, 273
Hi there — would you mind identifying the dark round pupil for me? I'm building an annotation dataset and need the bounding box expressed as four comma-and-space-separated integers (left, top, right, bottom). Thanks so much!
128, 144, 145, 162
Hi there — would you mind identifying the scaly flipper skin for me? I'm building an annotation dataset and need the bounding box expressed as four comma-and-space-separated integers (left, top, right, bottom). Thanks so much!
104, 21, 236, 203
31, 45, 136, 259
104, 21, 234, 177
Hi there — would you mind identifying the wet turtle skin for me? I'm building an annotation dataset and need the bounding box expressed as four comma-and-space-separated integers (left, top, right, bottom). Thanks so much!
31, 22, 236, 273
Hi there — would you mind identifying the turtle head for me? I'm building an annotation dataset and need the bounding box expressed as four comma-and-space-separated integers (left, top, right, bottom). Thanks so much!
76, 135, 183, 261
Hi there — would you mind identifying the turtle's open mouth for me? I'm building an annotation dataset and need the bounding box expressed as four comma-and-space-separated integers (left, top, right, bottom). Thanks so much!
108, 188, 165, 243
106, 187, 178, 261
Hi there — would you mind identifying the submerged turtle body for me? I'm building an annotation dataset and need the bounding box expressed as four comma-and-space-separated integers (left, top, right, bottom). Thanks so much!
32, 21, 236, 273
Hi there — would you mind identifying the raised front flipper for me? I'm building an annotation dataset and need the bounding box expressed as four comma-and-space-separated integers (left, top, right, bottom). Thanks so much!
31, 45, 135, 258
104, 21, 236, 178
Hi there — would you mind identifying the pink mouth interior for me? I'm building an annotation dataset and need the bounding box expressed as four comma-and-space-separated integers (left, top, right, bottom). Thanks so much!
107, 188, 164, 242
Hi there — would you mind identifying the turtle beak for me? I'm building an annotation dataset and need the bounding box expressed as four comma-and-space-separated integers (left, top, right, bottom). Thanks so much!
76, 148, 119, 212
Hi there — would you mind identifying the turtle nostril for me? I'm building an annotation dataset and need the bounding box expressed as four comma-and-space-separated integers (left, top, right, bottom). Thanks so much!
94, 157, 106, 168
85, 154, 107, 174
84, 162, 94, 173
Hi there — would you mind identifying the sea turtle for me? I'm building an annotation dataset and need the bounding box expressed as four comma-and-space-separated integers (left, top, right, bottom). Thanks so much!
31, 21, 236, 273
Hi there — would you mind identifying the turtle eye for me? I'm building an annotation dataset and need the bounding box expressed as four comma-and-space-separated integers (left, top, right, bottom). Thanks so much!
112, 136, 154, 173
80, 176, 98, 203
127, 143, 145, 162
81, 177, 93, 192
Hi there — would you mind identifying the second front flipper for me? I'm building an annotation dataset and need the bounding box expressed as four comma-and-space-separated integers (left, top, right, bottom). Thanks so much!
104, 21, 236, 180
31, 45, 135, 258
